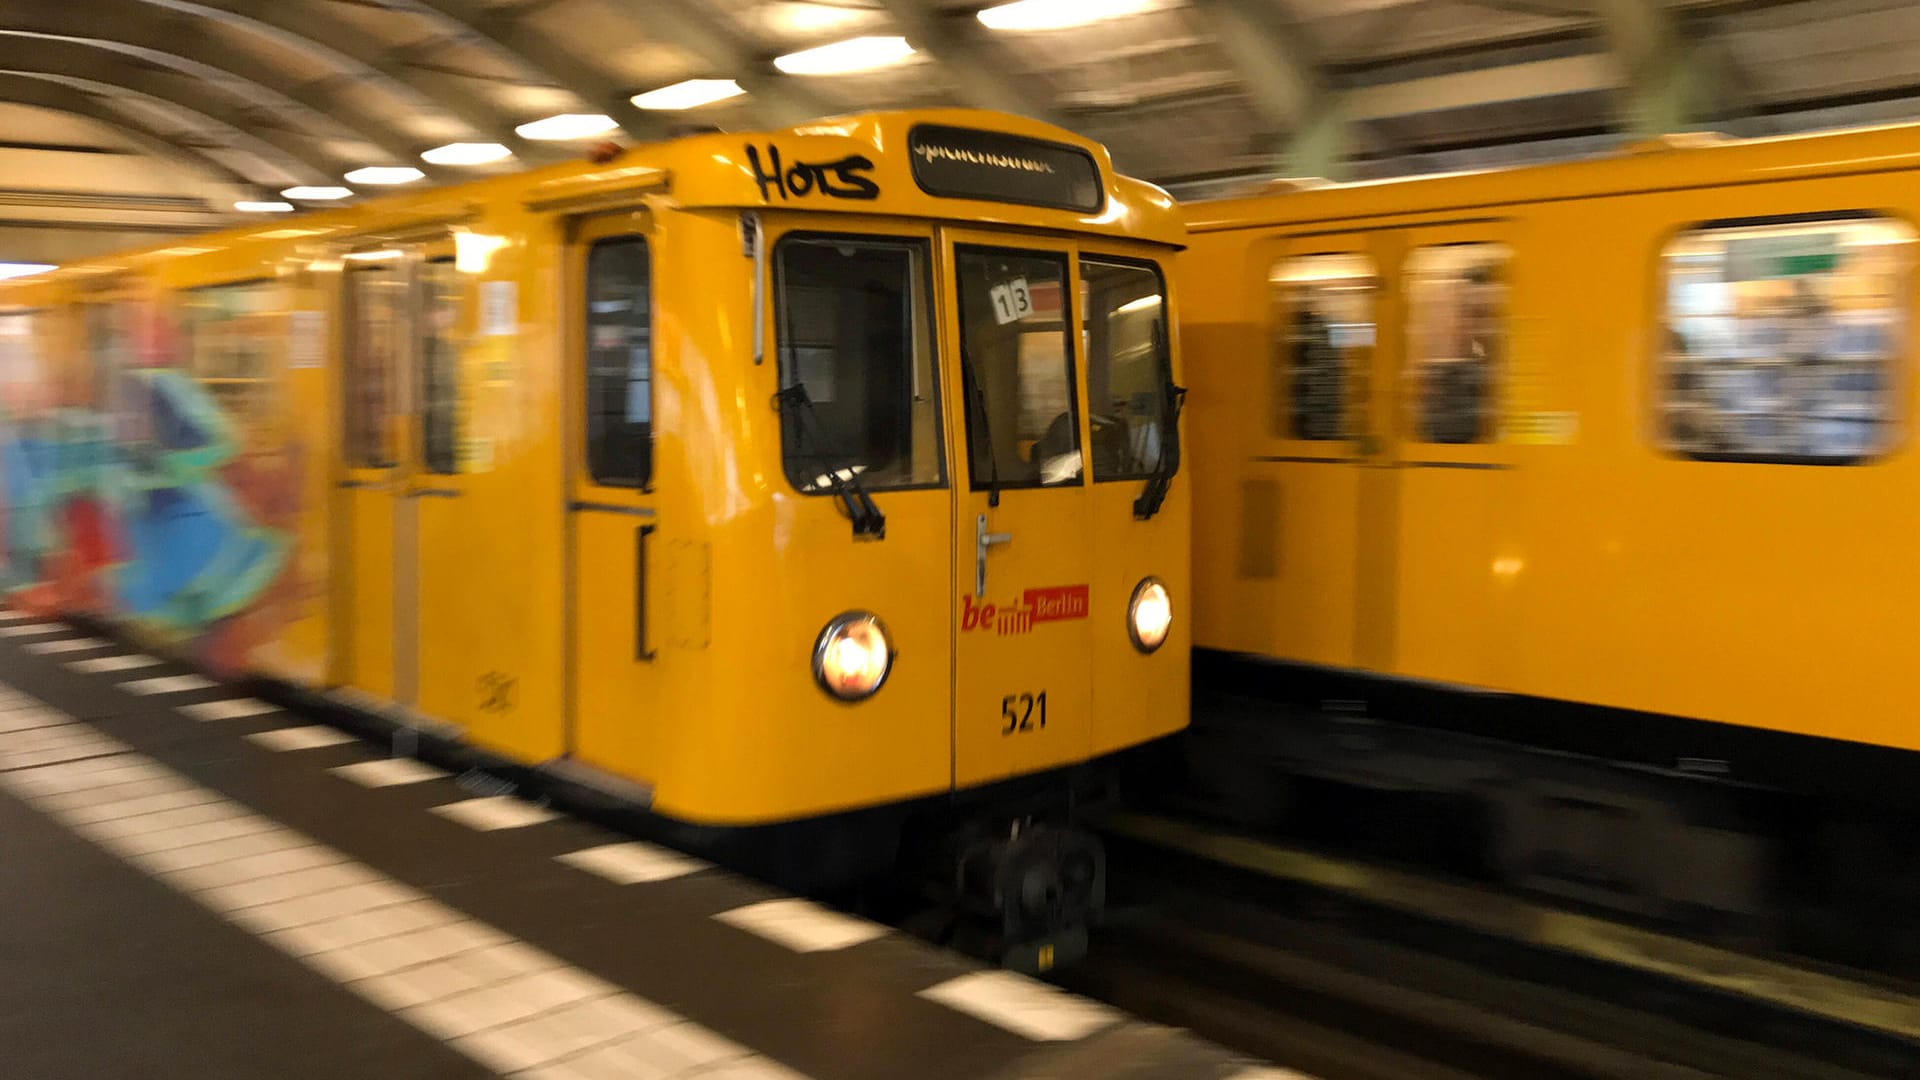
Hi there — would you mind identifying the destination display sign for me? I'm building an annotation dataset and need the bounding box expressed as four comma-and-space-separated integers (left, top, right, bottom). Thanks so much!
907, 124, 1103, 213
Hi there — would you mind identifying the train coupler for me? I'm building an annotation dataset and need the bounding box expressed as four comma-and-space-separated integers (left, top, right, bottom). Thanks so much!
943, 820, 1106, 972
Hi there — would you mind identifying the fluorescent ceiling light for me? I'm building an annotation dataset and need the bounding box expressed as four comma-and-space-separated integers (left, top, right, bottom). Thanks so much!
0, 262, 55, 280
631, 79, 747, 111
345, 166, 425, 185
1115, 294, 1162, 314
773, 36, 915, 76
977, 0, 1154, 31
516, 113, 620, 140
421, 142, 513, 166
235, 200, 295, 213
281, 185, 353, 201
343, 249, 404, 262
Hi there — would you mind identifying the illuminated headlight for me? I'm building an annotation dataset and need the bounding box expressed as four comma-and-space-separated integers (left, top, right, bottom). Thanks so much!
813, 612, 894, 701
1127, 578, 1172, 653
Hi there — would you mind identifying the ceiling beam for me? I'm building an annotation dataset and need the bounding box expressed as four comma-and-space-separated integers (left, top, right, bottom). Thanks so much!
0, 40, 344, 184
0, 74, 258, 196
399, 0, 670, 140
1593, 0, 1717, 134
404, 0, 848, 132
0, 0, 454, 175
875, 0, 1063, 124
132, 0, 542, 159
1189, 0, 1351, 177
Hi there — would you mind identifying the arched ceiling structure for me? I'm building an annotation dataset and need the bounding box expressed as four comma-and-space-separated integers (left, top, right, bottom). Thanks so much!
8, 0, 1920, 262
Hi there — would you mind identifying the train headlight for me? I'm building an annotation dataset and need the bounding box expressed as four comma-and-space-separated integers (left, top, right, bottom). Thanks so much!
813, 612, 894, 701
1127, 577, 1172, 653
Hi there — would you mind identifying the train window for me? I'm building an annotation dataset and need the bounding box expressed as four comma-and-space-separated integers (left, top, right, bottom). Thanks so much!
420, 258, 461, 474
955, 246, 1079, 488
1405, 244, 1507, 444
1082, 258, 1176, 481
585, 236, 653, 488
344, 265, 403, 469
774, 234, 943, 492
1271, 253, 1376, 441
1661, 214, 1915, 463
182, 281, 279, 437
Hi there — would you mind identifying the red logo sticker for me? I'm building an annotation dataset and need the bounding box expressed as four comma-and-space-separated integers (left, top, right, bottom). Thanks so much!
961, 585, 1089, 636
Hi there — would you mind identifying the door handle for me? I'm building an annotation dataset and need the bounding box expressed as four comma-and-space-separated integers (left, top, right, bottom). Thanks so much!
634, 524, 656, 662
404, 487, 460, 499
975, 514, 1012, 597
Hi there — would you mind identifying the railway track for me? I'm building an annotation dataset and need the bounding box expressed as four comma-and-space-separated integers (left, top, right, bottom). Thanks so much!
1059, 814, 1920, 1079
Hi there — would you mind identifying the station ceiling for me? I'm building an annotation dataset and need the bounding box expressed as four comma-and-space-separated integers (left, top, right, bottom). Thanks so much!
6, 0, 1920, 265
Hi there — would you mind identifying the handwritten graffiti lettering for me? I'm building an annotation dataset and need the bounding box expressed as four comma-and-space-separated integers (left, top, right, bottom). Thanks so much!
477, 670, 518, 714
745, 144, 880, 202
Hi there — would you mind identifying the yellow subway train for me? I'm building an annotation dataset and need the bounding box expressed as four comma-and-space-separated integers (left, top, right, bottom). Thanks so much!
1175, 123, 1920, 939
0, 109, 1190, 960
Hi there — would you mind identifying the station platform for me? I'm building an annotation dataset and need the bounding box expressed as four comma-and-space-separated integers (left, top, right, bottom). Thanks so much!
0, 611, 1287, 1080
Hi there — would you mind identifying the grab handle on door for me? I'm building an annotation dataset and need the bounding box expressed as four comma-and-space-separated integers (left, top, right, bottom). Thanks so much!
635, 524, 656, 662
975, 514, 1011, 597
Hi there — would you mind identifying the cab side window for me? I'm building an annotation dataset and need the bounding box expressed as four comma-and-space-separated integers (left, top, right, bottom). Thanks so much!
1404, 243, 1508, 444
1270, 253, 1376, 441
1660, 214, 1913, 463
584, 236, 652, 488
344, 265, 402, 468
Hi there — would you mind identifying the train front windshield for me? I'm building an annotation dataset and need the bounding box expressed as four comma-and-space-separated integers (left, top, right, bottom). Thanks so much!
954, 248, 1177, 491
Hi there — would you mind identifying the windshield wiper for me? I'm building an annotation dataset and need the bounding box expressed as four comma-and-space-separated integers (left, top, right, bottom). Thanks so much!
960, 343, 1002, 508
1134, 317, 1186, 521
774, 384, 885, 538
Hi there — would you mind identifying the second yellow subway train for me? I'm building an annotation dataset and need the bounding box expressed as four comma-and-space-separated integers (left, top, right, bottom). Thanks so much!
0, 110, 1190, 962
1176, 124, 1920, 933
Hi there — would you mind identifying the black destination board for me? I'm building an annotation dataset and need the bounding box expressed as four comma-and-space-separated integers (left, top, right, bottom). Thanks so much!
907, 124, 1103, 213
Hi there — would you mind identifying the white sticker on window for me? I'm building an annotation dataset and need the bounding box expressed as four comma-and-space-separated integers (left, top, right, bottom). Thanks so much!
289, 311, 324, 368
988, 277, 1033, 325
481, 280, 517, 337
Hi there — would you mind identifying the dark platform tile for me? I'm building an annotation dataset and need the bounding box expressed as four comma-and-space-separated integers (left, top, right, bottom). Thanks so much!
0, 785, 490, 1080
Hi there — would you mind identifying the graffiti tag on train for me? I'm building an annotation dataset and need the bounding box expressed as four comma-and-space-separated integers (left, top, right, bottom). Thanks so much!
961, 584, 1089, 636
745, 144, 881, 202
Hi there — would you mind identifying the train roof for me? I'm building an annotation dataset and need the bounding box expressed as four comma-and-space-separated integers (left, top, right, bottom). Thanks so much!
1, 108, 1183, 292
1184, 121, 1920, 234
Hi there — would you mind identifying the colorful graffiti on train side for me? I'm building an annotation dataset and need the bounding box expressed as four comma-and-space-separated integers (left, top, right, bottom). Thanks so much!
0, 288, 305, 672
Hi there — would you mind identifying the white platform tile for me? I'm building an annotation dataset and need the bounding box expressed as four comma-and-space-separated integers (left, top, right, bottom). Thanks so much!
918, 971, 1120, 1041
23, 636, 110, 655
713, 898, 887, 953
67, 653, 161, 673
0, 699, 818, 1080
555, 842, 708, 885
1226, 1068, 1319, 1079
330, 757, 448, 788
0, 608, 34, 622
431, 796, 560, 832
0, 621, 65, 637
182, 698, 281, 722
246, 726, 356, 752
121, 673, 217, 695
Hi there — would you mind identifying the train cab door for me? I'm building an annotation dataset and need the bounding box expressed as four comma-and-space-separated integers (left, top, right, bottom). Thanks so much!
337, 251, 408, 699
399, 252, 474, 723
563, 211, 661, 786
1257, 232, 1392, 669
942, 231, 1097, 787
336, 244, 470, 713
1376, 222, 1518, 688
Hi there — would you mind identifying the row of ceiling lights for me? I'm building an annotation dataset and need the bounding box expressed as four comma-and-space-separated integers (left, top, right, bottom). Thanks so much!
233, 0, 1146, 213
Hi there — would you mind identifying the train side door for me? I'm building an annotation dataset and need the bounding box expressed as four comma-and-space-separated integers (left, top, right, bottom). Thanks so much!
401, 254, 478, 725
1378, 223, 1518, 687
1255, 233, 1391, 669
336, 253, 408, 699
563, 212, 662, 786
943, 231, 1096, 787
